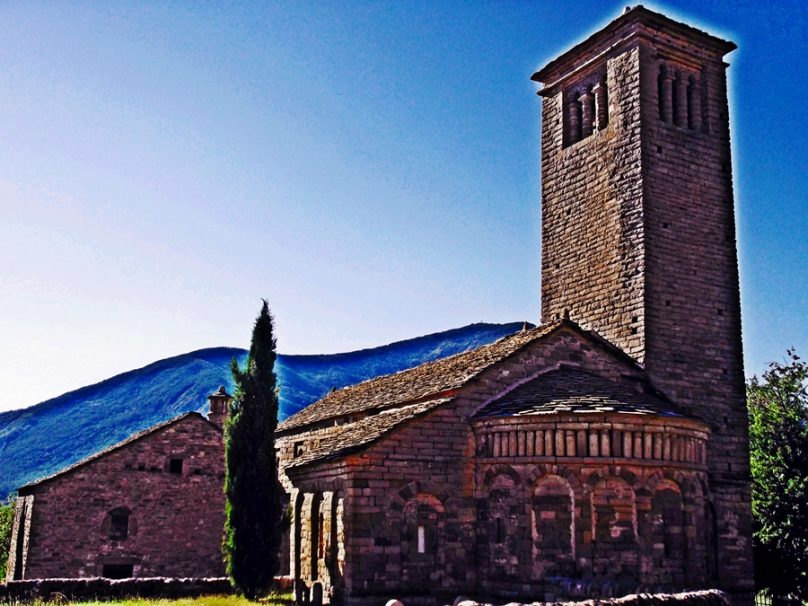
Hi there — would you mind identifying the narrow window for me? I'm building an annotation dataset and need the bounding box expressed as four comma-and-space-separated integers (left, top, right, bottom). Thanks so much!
293, 441, 305, 457
495, 517, 505, 544
417, 524, 426, 554
110, 509, 129, 540
168, 458, 183, 474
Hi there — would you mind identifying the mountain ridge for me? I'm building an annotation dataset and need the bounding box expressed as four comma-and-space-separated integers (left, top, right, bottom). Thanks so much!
0, 321, 527, 497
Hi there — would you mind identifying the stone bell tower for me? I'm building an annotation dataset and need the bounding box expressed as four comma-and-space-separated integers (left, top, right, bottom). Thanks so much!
533, 5, 752, 601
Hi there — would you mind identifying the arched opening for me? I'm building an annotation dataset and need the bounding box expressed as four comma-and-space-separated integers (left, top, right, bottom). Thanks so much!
400, 493, 444, 585
650, 483, 686, 583
532, 474, 575, 579
486, 472, 520, 579
591, 478, 637, 580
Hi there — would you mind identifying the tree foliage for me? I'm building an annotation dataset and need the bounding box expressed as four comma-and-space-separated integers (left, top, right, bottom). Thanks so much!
223, 300, 284, 599
0, 497, 14, 578
748, 349, 808, 599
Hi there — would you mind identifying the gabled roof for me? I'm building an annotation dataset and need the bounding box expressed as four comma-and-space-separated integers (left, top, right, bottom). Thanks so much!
279, 319, 642, 434
474, 367, 684, 418
19, 412, 220, 493
286, 398, 450, 472
279, 321, 565, 433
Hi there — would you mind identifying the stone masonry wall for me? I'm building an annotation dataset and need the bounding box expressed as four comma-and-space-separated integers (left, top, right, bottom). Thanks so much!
10, 415, 225, 580
540, 44, 646, 360
473, 413, 710, 601
638, 39, 752, 596
537, 21, 752, 601
285, 327, 674, 606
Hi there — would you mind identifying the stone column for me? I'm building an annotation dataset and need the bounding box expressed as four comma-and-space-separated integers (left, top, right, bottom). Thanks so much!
593, 81, 608, 131
578, 89, 594, 138
567, 97, 581, 144
689, 77, 702, 131
660, 70, 674, 124
675, 70, 689, 127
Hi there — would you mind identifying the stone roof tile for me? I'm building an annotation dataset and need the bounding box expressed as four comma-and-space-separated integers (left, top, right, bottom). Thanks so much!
278, 321, 570, 433
475, 367, 683, 418
286, 398, 451, 471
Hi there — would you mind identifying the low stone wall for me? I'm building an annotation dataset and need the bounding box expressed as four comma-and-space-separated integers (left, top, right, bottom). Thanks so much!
448, 589, 730, 606
0, 577, 232, 602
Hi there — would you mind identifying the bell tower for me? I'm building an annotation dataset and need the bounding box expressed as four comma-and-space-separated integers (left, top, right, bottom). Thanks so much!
534, 6, 752, 601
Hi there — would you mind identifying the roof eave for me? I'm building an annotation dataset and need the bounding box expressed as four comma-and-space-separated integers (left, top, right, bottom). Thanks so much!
532, 5, 736, 85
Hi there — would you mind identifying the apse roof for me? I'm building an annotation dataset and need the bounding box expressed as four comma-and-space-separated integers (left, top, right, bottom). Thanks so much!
474, 366, 684, 418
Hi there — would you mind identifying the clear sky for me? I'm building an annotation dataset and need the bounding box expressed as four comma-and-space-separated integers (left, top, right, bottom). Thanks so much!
0, 1, 805, 413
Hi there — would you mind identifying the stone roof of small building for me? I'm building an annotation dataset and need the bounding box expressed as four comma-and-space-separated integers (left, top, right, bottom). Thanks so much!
278, 320, 618, 433
18, 411, 219, 492
285, 398, 451, 471
475, 366, 683, 418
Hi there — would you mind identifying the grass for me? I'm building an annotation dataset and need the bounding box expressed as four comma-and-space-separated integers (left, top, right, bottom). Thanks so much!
1, 594, 293, 606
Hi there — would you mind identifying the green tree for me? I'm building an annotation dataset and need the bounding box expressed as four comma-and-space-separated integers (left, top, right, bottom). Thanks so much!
0, 497, 14, 578
748, 349, 808, 599
223, 300, 284, 599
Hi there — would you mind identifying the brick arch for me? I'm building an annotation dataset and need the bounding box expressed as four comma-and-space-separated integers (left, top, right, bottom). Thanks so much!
392, 480, 449, 509
644, 468, 686, 492
404, 492, 446, 515
527, 464, 584, 497
482, 464, 521, 489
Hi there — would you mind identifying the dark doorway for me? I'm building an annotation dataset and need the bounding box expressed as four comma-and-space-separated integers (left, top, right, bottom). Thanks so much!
102, 564, 134, 579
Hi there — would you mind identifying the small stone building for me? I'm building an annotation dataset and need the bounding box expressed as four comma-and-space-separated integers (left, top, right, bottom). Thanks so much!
5, 412, 225, 581
276, 6, 752, 606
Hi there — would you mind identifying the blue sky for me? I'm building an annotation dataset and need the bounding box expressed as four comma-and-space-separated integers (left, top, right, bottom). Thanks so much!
0, 1, 805, 412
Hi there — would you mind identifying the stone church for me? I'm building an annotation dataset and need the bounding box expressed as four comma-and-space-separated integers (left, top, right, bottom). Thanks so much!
7, 5, 753, 606
275, 6, 753, 606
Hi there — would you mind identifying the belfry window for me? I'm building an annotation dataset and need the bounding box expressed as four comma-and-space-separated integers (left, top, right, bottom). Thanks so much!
658, 61, 703, 132
563, 70, 608, 147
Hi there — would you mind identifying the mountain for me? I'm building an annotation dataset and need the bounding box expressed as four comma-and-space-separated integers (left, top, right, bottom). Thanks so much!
0, 321, 527, 498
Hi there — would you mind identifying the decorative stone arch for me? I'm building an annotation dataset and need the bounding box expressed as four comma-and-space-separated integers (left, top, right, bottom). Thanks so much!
482, 464, 521, 490
527, 463, 585, 497
530, 473, 576, 579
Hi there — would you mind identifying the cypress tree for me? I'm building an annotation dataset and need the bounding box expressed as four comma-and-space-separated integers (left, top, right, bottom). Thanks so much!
223, 300, 283, 599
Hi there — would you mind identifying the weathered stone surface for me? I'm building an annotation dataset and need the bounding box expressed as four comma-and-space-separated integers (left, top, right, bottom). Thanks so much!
6, 413, 225, 581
